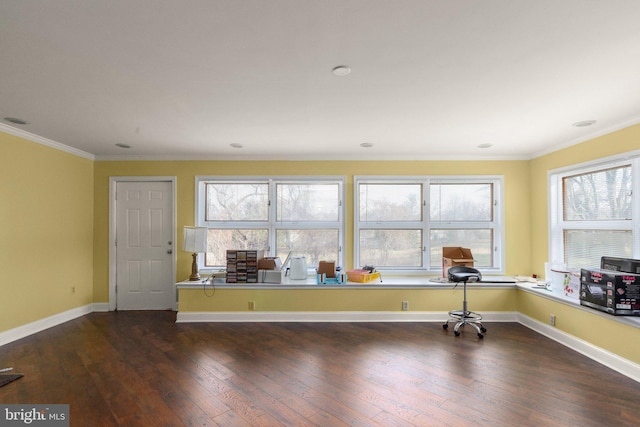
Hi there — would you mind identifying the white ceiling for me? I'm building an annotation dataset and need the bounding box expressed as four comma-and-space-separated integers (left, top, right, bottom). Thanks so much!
2, 0, 640, 161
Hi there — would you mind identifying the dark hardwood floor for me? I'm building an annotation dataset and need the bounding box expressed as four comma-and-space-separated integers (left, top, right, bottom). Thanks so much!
1, 311, 639, 426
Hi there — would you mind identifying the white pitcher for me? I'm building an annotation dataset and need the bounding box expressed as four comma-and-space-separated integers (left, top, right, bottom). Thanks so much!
290, 256, 308, 280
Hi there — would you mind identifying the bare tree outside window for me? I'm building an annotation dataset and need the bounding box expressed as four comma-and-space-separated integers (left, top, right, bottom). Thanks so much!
205, 183, 268, 221
199, 179, 343, 268
558, 164, 633, 268
356, 179, 501, 271
430, 184, 493, 222
563, 166, 631, 221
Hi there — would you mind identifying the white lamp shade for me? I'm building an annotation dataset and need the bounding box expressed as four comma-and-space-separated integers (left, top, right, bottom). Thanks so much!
183, 227, 208, 253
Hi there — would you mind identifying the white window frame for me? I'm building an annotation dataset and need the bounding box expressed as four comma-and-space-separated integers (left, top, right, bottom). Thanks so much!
548, 150, 640, 268
195, 176, 346, 271
354, 175, 505, 274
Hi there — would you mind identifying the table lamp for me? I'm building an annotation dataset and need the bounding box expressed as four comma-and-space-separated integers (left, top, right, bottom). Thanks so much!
183, 226, 208, 281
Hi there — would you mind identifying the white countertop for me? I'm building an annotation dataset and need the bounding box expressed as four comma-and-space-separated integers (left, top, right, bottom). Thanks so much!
177, 274, 518, 289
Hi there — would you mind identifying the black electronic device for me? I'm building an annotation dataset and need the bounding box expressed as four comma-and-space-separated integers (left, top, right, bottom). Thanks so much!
580, 268, 640, 316
600, 256, 640, 274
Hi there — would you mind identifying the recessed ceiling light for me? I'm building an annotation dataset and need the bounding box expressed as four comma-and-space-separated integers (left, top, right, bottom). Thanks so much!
4, 117, 28, 125
115, 143, 131, 148
572, 120, 597, 127
477, 143, 493, 149
360, 142, 374, 148
230, 143, 243, 149
332, 65, 351, 76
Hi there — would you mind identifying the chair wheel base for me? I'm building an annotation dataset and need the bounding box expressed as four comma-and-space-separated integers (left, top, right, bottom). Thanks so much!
443, 311, 486, 338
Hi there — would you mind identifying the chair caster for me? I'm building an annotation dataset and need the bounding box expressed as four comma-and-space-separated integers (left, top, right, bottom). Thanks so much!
477, 333, 484, 339
442, 324, 448, 330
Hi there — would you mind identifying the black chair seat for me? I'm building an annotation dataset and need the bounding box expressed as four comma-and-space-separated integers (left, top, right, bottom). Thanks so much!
447, 266, 482, 283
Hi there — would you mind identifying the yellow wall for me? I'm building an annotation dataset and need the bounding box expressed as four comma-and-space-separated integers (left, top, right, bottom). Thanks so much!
178, 287, 517, 313
93, 159, 531, 302
0, 133, 94, 332
529, 123, 640, 278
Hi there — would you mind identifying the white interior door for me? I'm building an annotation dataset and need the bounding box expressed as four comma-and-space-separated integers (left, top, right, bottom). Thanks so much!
115, 181, 174, 310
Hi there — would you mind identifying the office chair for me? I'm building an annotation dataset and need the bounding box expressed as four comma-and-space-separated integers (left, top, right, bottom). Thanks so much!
442, 266, 487, 338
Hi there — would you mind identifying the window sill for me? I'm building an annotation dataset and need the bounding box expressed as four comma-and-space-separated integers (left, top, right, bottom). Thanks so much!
177, 275, 517, 290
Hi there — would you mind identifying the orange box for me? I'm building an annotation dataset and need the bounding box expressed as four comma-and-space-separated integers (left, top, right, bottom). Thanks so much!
317, 260, 336, 278
442, 247, 474, 278
258, 257, 282, 270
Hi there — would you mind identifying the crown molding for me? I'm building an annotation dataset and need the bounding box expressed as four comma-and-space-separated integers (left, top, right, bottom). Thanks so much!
0, 123, 95, 160
530, 116, 640, 159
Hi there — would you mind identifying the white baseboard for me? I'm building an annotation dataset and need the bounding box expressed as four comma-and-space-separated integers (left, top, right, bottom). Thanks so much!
91, 303, 110, 312
517, 312, 640, 383
0, 304, 93, 347
175, 310, 518, 323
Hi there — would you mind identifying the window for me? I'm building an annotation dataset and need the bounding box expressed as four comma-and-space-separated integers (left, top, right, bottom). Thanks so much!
196, 177, 345, 269
355, 177, 504, 273
549, 155, 640, 269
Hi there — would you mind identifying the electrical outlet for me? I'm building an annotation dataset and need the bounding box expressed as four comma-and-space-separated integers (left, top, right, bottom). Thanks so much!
248, 301, 255, 311
402, 301, 409, 311
550, 313, 556, 326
